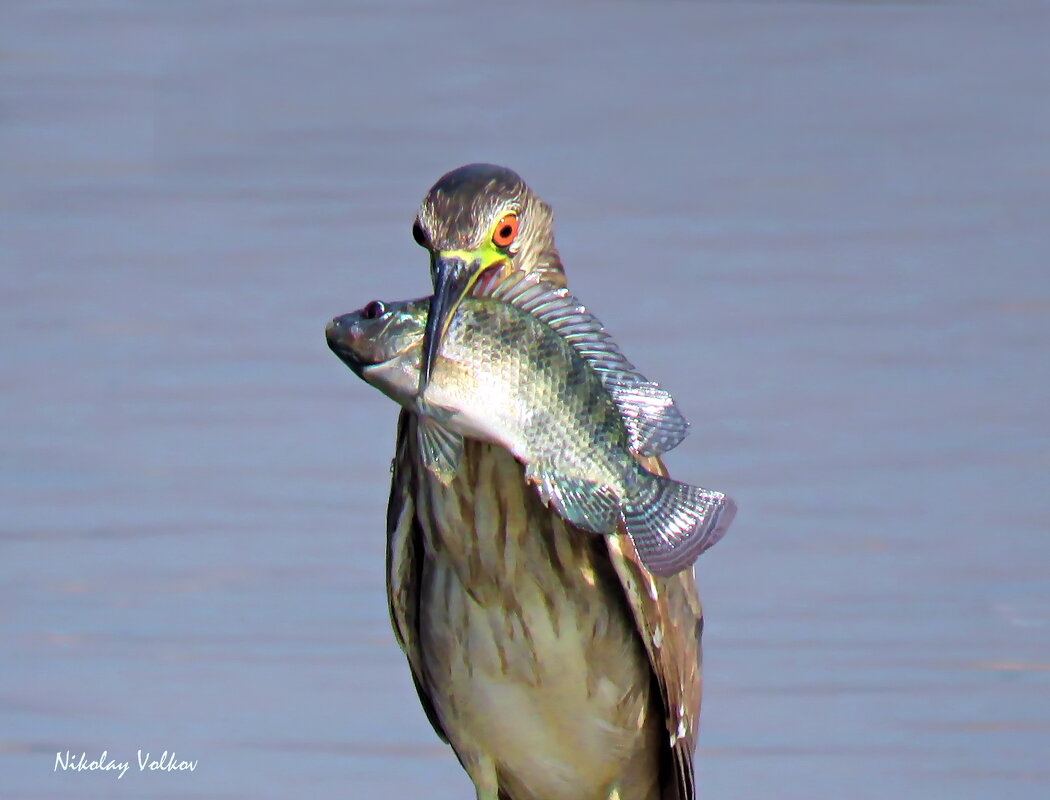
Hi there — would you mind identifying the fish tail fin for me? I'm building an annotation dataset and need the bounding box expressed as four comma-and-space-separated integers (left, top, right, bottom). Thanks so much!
622, 476, 736, 576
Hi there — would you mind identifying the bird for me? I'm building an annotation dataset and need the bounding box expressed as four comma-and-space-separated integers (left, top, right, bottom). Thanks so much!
386, 163, 705, 800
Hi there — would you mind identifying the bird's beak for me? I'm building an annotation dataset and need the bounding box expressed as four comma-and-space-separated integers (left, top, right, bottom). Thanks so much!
420, 254, 480, 395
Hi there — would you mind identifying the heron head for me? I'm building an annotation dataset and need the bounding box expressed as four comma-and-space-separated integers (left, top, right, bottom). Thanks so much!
413, 164, 564, 393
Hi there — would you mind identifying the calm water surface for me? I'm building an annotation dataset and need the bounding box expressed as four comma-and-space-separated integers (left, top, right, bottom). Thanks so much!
3, 1, 1048, 798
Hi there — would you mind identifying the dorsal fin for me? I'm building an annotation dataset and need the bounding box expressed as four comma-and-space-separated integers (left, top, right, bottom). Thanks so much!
473, 269, 689, 456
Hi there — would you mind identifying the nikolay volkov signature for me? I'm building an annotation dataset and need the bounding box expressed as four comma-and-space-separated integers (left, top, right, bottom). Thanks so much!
54, 750, 197, 779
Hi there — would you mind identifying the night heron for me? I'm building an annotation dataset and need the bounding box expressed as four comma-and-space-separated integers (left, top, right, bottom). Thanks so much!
387, 164, 703, 800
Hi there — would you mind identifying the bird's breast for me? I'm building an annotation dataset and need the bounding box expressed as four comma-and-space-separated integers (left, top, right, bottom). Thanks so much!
412, 438, 661, 800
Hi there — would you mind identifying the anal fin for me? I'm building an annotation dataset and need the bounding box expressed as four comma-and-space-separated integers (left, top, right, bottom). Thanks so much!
526, 464, 620, 536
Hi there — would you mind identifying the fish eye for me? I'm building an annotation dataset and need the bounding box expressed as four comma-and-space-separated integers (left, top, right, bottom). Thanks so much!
362, 300, 386, 320
412, 219, 428, 248
492, 213, 519, 248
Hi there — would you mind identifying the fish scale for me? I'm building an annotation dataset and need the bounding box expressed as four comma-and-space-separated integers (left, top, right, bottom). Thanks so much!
326, 277, 736, 576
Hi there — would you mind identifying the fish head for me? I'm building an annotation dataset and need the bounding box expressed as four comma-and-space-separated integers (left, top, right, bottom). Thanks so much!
326, 299, 427, 407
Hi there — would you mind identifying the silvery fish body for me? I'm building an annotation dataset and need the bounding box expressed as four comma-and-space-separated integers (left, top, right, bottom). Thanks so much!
327, 275, 736, 575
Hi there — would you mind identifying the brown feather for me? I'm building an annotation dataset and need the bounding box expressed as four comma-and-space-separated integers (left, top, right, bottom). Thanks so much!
387, 163, 703, 799
387, 411, 702, 800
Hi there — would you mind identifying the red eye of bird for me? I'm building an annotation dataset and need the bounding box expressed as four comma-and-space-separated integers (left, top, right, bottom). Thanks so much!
492, 213, 519, 248
362, 300, 386, 320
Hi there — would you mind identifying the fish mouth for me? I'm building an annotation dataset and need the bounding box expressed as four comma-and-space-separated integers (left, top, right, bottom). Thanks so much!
325, 314, 394, 373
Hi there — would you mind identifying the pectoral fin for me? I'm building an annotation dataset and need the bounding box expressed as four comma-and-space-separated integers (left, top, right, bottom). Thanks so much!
417, 416, 463, 486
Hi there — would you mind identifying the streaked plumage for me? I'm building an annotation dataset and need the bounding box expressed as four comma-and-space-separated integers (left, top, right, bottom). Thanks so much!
385, 164, 707, 800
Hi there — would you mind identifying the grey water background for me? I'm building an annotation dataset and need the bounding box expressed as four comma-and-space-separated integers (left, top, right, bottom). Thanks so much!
3, 0, 1048, 798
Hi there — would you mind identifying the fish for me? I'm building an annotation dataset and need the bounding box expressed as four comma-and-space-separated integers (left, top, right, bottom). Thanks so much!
326, 272, 736, 575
